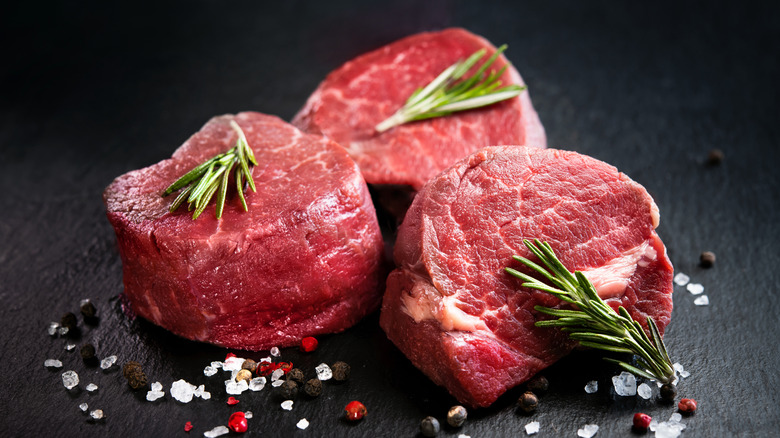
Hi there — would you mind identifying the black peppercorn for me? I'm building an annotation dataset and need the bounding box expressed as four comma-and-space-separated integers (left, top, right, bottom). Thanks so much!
660, 383, 677, 402
518, 391, 538, 413
287, 368, 305, 385
279, 380, 298, 399
526, 375, 549, 394
446, 405, 467, 427
123, 361, 142, 379
706, 149, 724, 166
303, 378, 322, 397
331, 361, 351, 382
60, 312, 78, 330
123, 362, 148, 390
242, 359, 257, 373
80, 343, 96, 361
80, 300, 97, 318
700, 251, 716, 268
420, 416, 440, 437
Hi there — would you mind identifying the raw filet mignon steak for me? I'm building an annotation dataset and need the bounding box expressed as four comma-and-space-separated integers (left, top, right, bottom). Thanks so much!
293, 28, 547, 190
380, 146, 673, 407
104, 112, 384, 350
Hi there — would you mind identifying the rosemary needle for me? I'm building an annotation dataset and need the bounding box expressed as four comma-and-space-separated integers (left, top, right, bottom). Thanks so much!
505, 239, 676, 384
162, 120, 258, 220
375, 44, 526, 133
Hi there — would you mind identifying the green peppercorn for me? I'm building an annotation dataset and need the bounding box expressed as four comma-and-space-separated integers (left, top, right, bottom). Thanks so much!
287, 368, 305, 385
446, 405, 467, 427
303, 378, 322, 397
526, 375, 549, 394
331, 361, 351, 382
60, 312, 78, 330
518, 391, 538, 413
420, 416, 440, 437
279, 380, 298, 399
660, 383, 677, 402
80, 343, 96, 361
80, 300, 97, 318
242, 359, 257, 373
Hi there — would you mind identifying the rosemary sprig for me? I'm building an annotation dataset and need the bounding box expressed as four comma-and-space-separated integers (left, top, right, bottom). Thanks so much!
505, 239, 675, 384
162, 120, 258, 220
375, 44, 526, 133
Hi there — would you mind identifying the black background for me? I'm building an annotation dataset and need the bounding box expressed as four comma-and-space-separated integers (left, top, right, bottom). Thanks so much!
2, 1, 779, 436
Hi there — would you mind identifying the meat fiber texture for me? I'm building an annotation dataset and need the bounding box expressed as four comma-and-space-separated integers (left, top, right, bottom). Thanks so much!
104, 112, 384, 351
293, 28, 547, 191
380, 146, 674, 407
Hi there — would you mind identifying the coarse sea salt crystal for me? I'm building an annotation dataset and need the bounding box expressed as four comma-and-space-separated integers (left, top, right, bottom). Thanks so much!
281, 400, 294, 410
65, 343, 76, 351
577, 424, 599, 438
673, 363, 691, 378
270, 346, 280, 357
79, 403, 88, 412
44, 359, 63, 369
204, 425, 229, 437
62, 370, 79, 390
271, 379, 284, 388
669, 412, 682, 423
694, 295, 709, 306
525, 421, 540, 435
654, 421, 686, 438
673, 273, 690, 286
90, 409, 104, 420
245, 411, 253, 419
259, 356, 272, 364
584, 380, 598, 393
203, 365, 218, 377
211, 361, 223, 369
271, 368, 285, 381
223, 357, 245, 372
194, 384, 210, 400
612, 371, 637, 396
296, 418, 309, 430
151, 381, 163, 392
315, 363, 332, 381
47, 322, 60, 336
171, 379, 196, 403
100, 355, 118, 370
86, 383, 98, 392
58, 326, 69, 336
686, 283, 704, 295
146, 390, 164, 402
249, 377, 266, 391
637, 383, 652, 399
458, 435, 471, 438
226, 380, 249, 395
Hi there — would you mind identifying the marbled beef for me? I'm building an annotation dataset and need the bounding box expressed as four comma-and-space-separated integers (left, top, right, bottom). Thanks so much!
293, 28, 546, 190
104, 112, 384, 350
380, 146, 673, 407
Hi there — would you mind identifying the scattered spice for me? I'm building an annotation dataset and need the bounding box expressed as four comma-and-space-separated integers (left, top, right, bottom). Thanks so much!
526, 375, 549, 394
80, 300, 97, 318
633, 413, 652, 430
277, 362, 293, 374
236, 369, 252, 383
184, 421, 193, 432
279, 380, 299, 399
257, 362, 277, 376
706, 149, 724, 166
122, 361, 142, 379
228, 412, 248, 433
678, 398, 697, 414
61, 312, 78, 330
227, 397, 240, 406
300, 336, 318, 352
344, 401, 366, 421
122, 361, 148, 390
241, 359, 257, 373
80, 343, 96, 361
331, 361, 351, 382
660, 383, 677, 402
700, 251, 716, 268
304, 378, 322, 397
420, 416, 440, 437
446, 405, 467, 427
287, 368, 305, 385
518, 391, 538, 413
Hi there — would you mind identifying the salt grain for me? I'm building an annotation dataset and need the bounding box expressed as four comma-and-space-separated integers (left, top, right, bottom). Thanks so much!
673, 273, 690, 286
223, 357, 245, 372
315, 363, 332, 381
654, 421, 686, 438
89, 409, 104, 420
686, 283, 704, 295
58, 326, 69, 336
281, 400, 293, 411
584, 380, 598, 393
271, 379, 284, 387
458, 435, 472, 438
203, 425, 229, 437
296, 418, 309, 430
259, 356, 272, 364
146, 390, 165, 402
210, 361, 223, 369
79, 403, 88, 412
245, 411, 253, 419
86, 383, 98, 393
203, 365, 218, 376
270, 346, 280, 357
194, 384, 210, 400
525, 420, 540, 435
151, 381, 163, 392
669, 412, 682, 423
637, 383, 652, 399
271, 368, 285, 382
100, 355, 118, 370
65, 343, 76, 351
226, 380, 249, 395
673, 363, 691, 378
249, 377, 266, 391
62, 370, 79, 390
577, 424, 599, 438
612, 372, 637, 396
171, 379, 197, 403
694, 295, 709, 306
47, 322, 60, 336
44, 359, 63, 369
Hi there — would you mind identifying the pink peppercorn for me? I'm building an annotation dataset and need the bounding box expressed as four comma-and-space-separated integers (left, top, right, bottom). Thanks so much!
184, 421, 193, 432
678, 398, 698, 414
345, 401, 367, 421
300, 336, 318, 352
633, 413, 652, 430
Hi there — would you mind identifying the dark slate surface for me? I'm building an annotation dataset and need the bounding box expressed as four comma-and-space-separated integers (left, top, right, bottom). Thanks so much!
2, 1, 779, 436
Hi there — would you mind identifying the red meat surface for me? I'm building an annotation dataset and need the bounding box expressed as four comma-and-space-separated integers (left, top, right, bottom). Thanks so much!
293, 28, 546, 190
380, 146, 673, 407
104, 112, 384, 350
